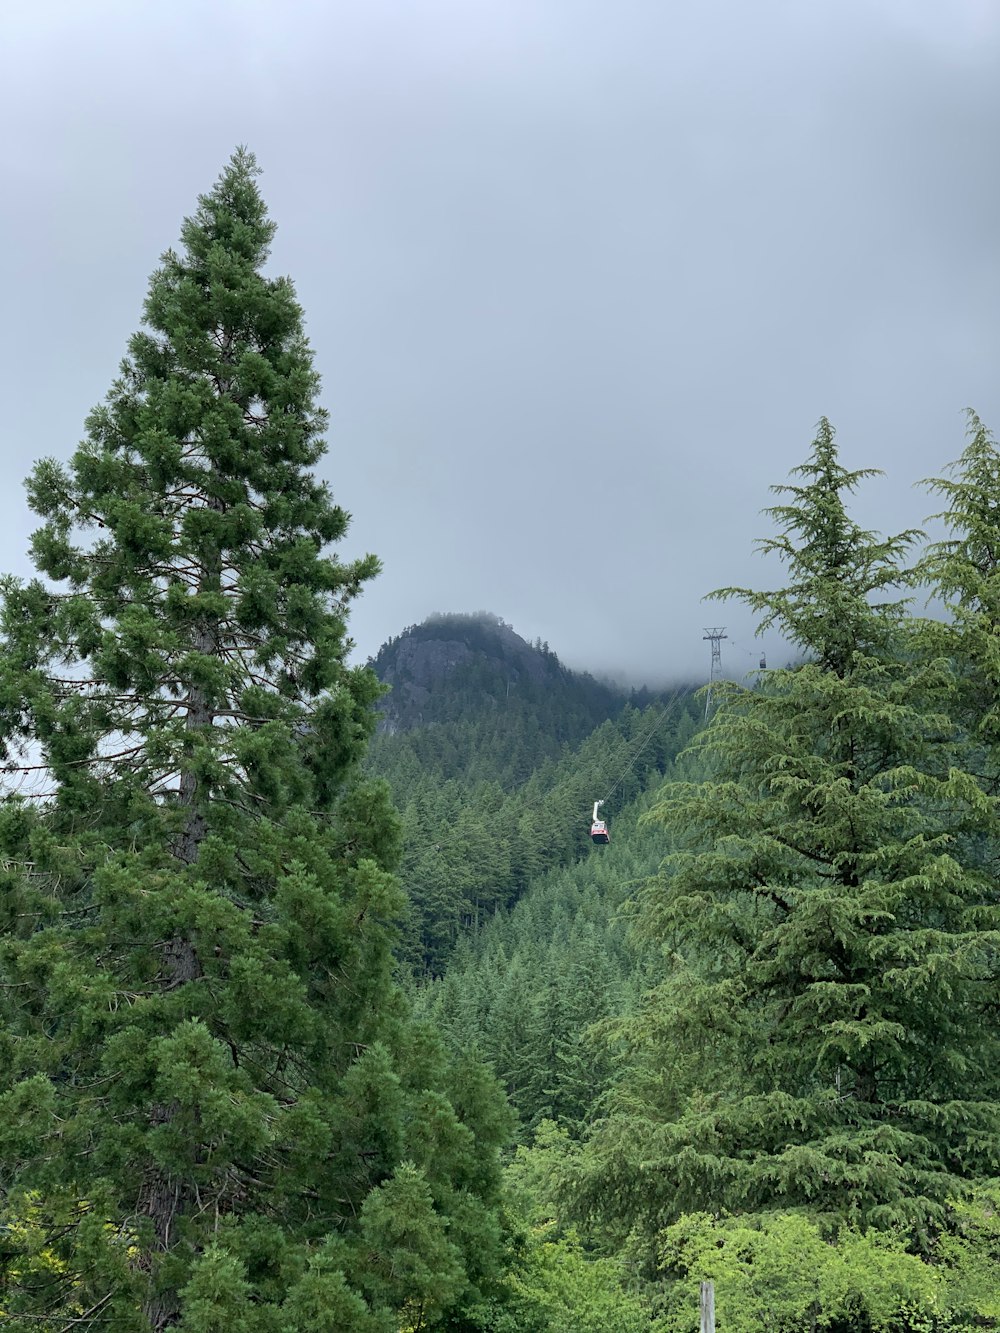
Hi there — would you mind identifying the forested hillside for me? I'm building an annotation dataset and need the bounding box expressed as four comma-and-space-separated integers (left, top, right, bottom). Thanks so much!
5, 148, 1000, 1333
366, 614, 699, 974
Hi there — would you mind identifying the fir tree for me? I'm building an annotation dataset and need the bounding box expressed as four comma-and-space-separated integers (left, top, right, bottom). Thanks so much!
0, 151, 510, 1328
580, 421, 1000, 1238
921, 411, 1000, 774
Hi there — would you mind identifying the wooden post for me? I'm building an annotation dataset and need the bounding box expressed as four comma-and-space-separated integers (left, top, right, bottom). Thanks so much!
700, 1280, 715, 1333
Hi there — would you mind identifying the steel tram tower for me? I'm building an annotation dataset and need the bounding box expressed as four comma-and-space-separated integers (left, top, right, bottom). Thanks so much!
703, 626, 727, 719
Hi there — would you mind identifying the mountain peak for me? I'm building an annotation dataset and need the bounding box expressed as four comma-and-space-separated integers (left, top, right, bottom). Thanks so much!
370, 612, 618, 734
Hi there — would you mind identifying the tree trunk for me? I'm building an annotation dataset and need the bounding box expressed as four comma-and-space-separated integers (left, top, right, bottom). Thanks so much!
143, 565, 220, 1328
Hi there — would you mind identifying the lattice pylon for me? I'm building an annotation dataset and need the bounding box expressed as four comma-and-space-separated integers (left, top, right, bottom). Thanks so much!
703, 626, 727, 718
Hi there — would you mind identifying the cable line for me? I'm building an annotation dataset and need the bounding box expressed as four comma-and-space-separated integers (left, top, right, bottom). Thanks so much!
589, 688, 685, 844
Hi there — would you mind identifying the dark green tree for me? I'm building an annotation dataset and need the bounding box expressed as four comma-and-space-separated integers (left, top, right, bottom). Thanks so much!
578, 421, 1000, 1241
0, 151, 510, 1329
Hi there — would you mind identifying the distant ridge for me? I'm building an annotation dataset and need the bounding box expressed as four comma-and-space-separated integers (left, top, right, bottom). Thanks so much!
369, 611, 626, 737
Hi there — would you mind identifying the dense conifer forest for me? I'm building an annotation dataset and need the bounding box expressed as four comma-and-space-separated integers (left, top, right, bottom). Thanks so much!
3, 152, 1000, 1331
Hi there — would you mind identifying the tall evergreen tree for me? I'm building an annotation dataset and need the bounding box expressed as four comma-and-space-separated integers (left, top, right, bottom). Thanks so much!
579, 421, 1000, 1241
921, 411, 1000, 776
0, 151, 509, 1329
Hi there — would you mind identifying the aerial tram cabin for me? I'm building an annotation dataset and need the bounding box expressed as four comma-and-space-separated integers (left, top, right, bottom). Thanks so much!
590, 800, 610, 845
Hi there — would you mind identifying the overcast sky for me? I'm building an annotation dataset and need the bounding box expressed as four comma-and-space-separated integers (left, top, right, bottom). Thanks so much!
3, 0, 1000, 684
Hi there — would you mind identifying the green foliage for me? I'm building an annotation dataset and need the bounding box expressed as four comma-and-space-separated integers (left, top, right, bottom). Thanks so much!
0, 1188, 147, 1329
489, 1131, 1000, 1333
658, 1212, 940, 1333
448, 1129, 659, 1333
495, 1227, 651, 1333
935, 1184, 1000, 1323
655, 1192, 1000, 1333
356, 1163, 466, 1326
175, 1248, 260, 1333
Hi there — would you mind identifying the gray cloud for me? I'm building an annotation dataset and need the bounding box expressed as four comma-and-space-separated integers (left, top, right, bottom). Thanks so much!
3, 0, 999, 683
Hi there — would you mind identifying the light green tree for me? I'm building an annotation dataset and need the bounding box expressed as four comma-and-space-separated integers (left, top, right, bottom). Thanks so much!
658, 1212, 940, 1333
